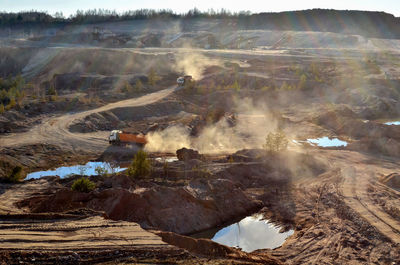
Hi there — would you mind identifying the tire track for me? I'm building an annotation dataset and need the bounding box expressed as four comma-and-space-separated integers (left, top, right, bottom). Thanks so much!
0, 86, 178, 153
341, 166, 400, 244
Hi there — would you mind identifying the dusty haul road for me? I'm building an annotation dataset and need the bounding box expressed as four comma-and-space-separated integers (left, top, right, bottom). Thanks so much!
1, 44, 400, 263
340, 161, 400, 244
0, 86, 178, 153
311, 150, 400, 245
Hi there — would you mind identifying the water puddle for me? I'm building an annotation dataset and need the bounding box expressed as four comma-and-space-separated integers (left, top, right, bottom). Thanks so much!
385, 121, 400, 125
196, 215, 294, 252
154, 157, 179, 163
26, 162, 126, 180
307, 137, 347, 147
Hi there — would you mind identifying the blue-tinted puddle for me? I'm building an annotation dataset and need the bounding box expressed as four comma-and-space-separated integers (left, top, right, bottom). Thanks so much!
385, 121, 400, 125
307, 137, 347, 147
26, 162, 126, 180
194, 215, 294, 252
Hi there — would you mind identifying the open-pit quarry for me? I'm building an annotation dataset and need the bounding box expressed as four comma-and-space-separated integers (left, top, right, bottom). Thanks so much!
1, 12, 400, 264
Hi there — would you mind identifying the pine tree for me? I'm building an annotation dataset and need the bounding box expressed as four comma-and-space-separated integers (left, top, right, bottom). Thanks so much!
127, 150, 151, 179
47, 85, 57, 96
264, 130, 288, 152
134, 79, 143, 91
148, 68, 159, 86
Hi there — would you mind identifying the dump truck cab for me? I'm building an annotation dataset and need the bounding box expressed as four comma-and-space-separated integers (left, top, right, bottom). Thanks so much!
109, 130, 122, 144
177, 77, 185, 85
177, 75, 192, 86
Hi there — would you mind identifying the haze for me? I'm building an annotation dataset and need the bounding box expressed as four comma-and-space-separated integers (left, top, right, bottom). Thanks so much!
1, 2, 400, 265
1, 0, 400, 17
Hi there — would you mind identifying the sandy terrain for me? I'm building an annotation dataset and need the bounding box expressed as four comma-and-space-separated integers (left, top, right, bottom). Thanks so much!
1, 19, 400, 263
0, 215, 169, 251
0, 86, 178, 153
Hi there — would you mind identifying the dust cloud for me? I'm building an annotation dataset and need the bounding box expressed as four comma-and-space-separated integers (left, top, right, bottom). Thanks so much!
144, 126, 191, 153
174, 48, 221, 79
145, 98, 278, 154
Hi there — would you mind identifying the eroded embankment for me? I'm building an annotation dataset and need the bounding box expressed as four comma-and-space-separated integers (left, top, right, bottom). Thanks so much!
4, 148, 400, 263
18, 150, 324, 236
0, 144, 97, 179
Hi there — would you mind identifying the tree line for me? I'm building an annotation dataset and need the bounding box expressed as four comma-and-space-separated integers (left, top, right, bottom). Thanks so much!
0, 9, 399, 39
0, 8, 247, 25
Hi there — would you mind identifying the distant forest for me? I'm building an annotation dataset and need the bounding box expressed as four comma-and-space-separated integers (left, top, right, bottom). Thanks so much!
0, 8, 399, 39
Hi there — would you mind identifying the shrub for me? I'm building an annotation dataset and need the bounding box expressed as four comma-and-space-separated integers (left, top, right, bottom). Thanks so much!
6, 98, 16, 110
298, 74, 307, 90
148, 68, 159, 86
232, 80, 241, 91
4, 166, 26, 183
71, 177, 96, 192
127, 150, 151, 179
261, 86, 270, 91
47, 85, 57, 96
134, 79, 143, 91
95, 166, 108, 176
264, 130, 288, 152
49, 95, 58, 102
122, 81, 133, 93
0, 103, 4, 114
0, 89, 7, 101
280, 82, 289, 91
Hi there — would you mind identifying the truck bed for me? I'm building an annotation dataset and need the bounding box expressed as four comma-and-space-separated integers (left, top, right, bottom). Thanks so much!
119, 133, 147, 144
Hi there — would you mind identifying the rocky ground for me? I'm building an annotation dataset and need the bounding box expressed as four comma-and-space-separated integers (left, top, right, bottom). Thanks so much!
1, 148, 400, 264
1, 26, 400, 263
0, 155, 285, 264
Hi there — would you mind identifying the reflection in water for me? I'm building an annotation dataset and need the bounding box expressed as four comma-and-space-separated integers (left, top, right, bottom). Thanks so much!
212, 215, 294, 252
155, 157, 179, 163
307, 137, 347, 147
26, 162, 126, 179
385, 121, 400, 125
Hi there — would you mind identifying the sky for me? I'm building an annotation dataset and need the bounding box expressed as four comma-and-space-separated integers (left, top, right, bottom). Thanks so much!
0, 0, 399, 17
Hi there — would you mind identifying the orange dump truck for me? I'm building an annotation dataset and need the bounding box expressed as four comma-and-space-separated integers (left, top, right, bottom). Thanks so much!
109, 130, 147, 146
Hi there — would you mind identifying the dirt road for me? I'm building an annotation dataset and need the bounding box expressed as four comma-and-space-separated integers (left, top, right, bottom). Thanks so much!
341, 165, 400, 244
0, 86, 178, 153
319, 150, 400, 244
0, 179, 169, 249
0, 214, 170, 251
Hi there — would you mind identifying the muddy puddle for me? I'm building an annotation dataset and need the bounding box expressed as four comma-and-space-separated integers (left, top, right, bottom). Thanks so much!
26, 162, 126, 180
307, 137, 347, 147
193, 214, 294, 252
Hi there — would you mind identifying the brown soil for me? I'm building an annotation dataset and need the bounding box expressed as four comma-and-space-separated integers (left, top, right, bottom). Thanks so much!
0, 213, 194, 264
0, 174, 280, 264
5, 148, 400, 264
380, 173, 400, 191
1, 42, 400, 264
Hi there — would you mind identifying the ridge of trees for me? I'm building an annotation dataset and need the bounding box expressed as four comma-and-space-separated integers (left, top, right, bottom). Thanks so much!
0, 8, 399, 39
